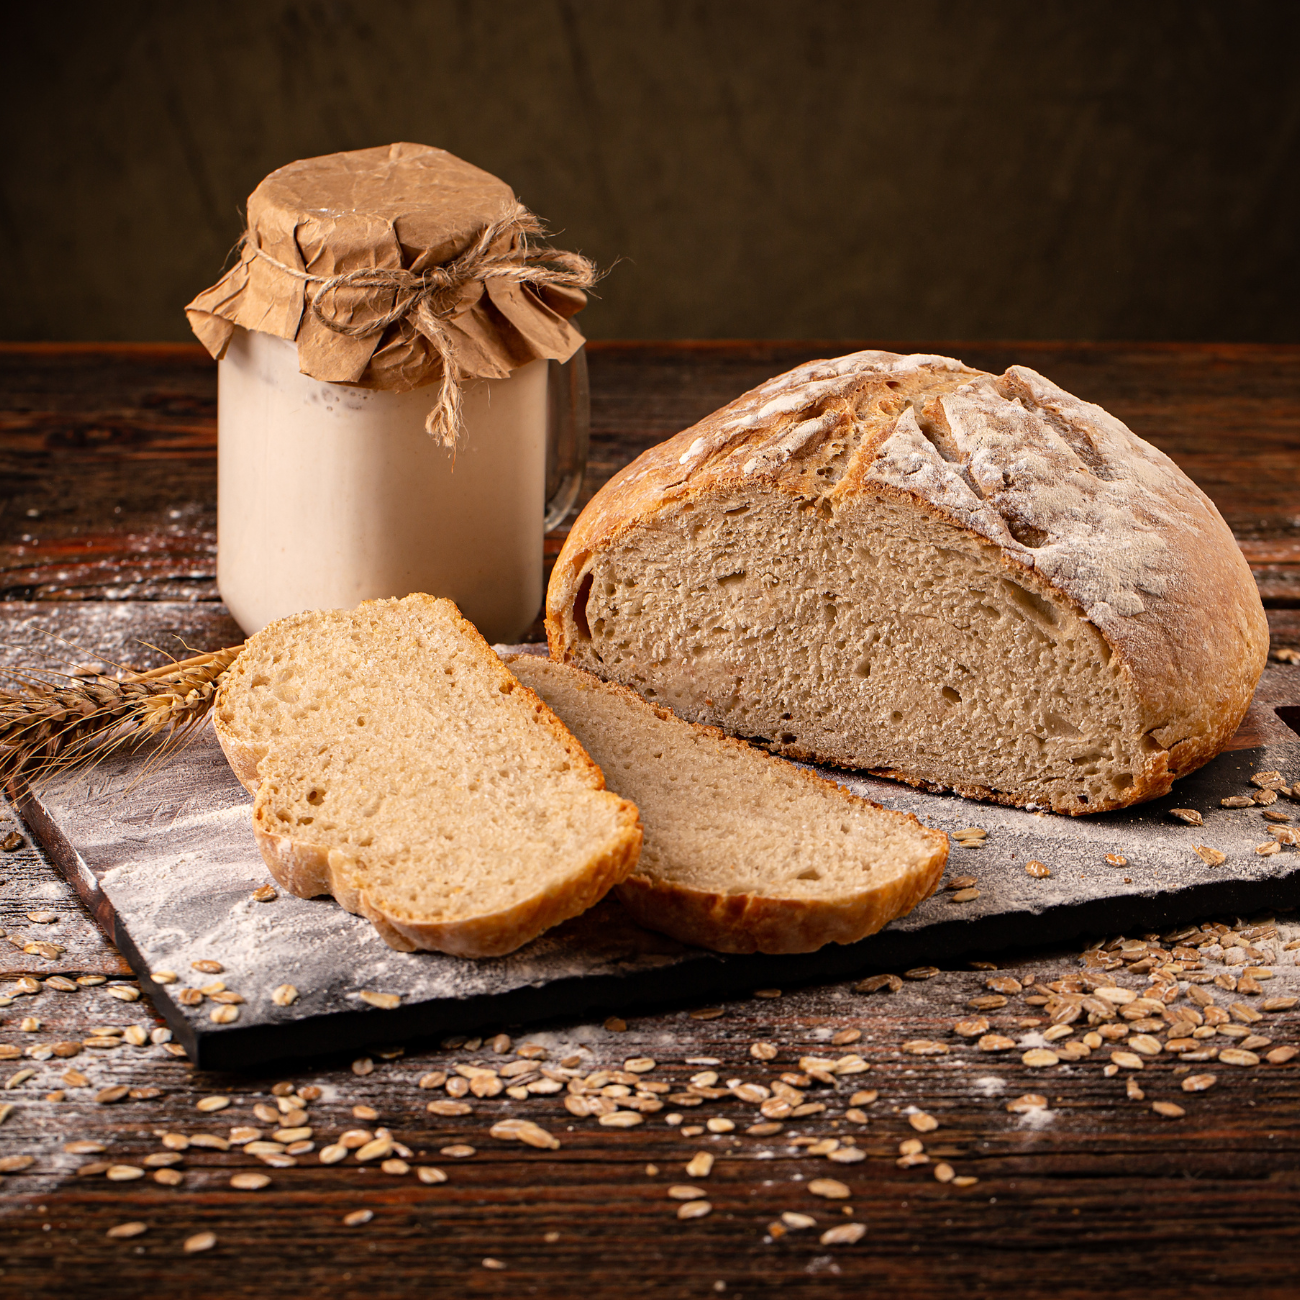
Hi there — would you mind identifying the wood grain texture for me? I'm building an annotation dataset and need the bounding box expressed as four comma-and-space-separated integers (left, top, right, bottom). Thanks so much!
1, 343, 1299, 1297
1, 342, 1296, 634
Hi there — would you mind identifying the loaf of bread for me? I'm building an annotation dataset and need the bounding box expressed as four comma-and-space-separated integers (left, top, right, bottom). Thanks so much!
547, 351, 1268, 815
505, 654, 948, 953
214, 595, 642, 956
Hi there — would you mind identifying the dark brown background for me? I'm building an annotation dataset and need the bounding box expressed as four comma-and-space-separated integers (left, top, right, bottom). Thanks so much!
5, 0, 1299, 345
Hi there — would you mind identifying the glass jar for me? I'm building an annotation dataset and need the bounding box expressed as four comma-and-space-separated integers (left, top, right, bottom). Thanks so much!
217, 326, 587, 643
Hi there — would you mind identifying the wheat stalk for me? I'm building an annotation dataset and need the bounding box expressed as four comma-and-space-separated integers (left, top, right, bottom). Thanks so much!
0, 644, 245, 787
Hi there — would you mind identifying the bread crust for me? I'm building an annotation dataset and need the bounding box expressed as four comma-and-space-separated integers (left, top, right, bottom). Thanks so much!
505, 654, 949, 956
214, 594, 643, 956
546, 351, 1268, 815
615, 853, 945, 956
249, 808, 642, 958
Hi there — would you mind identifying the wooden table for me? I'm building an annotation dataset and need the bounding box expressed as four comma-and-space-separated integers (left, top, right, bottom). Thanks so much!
1, 342, 1298, 1299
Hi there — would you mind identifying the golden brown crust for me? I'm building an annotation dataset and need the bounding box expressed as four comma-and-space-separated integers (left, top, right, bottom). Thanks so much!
546, 351, 1268, 814
251, 806, 643, 957
215, 594, 644, 957
614, 836, 947, 956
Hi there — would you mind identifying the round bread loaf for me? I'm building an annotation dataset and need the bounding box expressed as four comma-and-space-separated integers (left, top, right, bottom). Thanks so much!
546, 351, 1268, 815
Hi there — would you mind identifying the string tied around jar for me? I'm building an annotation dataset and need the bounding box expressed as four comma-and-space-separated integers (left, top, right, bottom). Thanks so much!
244, 202, 598, 449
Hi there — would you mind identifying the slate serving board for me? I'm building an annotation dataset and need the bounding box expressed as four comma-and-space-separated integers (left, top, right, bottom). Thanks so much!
13, 722, 1300, 1071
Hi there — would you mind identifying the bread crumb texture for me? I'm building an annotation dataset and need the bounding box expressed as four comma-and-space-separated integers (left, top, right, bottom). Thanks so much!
215, 595, 641, 956
547, 351, 1267, 815
508, 656, 947, 954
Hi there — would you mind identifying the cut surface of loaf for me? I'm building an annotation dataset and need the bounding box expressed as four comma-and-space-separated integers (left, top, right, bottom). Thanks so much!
505, 654, 948, 954
547, 351, 1268, 815
214, 595, 641, 956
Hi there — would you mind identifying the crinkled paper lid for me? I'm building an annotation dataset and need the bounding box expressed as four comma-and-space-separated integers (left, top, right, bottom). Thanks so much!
185, 143, 587, 392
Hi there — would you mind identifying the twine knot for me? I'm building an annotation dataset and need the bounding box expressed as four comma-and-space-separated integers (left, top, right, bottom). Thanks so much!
246, 203, 596, 448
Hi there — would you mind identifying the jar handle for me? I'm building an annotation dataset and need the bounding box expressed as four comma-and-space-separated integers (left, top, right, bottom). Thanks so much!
544, 349, 590, 532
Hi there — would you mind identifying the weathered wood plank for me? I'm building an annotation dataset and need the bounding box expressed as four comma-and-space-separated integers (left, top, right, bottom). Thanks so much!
2, 343, 1297, 612
1, 342, 1299, 1295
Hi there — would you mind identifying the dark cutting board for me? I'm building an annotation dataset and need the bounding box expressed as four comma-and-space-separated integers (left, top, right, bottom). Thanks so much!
13, 719, 1300, 1071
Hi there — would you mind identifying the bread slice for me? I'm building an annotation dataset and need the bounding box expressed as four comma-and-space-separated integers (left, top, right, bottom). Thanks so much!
504, 654, 948, 955
546, 351, 1268, 815
214, 595, 642, 956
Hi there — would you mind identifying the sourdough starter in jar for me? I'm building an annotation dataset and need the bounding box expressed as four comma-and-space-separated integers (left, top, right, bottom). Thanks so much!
217, 327, 548, 642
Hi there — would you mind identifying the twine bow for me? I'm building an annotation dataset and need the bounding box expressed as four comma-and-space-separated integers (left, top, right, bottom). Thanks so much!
246, 203, 597, 448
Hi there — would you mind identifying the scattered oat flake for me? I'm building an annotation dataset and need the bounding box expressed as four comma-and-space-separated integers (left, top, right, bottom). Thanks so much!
686, 1151, 714, 1178
343, 1209, 373, 1226
230, 1172, 271, 1190
106, 1221, 147, 1239
483, 1258, 507, 1270
902, 1040, 948, 1056
491, 1120, 560, 1149
809, 1178, 851, 1199
1007, 1087, 1052, 1111
1170, 808, 1203, 826
950, 888, 981, 903
904, 966, 940, 980
1105, 853, 1128, 866
678, 1200, 713, 1220
441, 1144, 476, 1158
359, 991, 400, 1010
196, 1095, 230, 1112
1152, 1101, 1185, 1118
604, 1016, 627, 1032
183, 1231, 216, 1253
668, 1184, 706, 1200
690, 1008, 725, 1020
1219, 1048, 1261, 1067
908, 1112, 939, 1133
192, 960, 223, 974
1194, 845, 1227, 865
251, 884, 277, 902
271, 985, 299, 1006
599, 1111, 644, 1128
427, 1100, 472, 1117
820, 1221, 866, 1245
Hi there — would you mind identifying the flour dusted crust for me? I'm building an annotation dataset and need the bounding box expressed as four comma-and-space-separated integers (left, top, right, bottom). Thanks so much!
214, 595, 642, 957
546, 351, 1268, 814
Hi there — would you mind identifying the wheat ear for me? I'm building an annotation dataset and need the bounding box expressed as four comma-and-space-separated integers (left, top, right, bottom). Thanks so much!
0, 645, 245, 786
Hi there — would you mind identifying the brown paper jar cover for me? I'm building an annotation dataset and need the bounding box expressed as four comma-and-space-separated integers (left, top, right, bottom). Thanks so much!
185, 142, 588, 393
